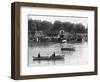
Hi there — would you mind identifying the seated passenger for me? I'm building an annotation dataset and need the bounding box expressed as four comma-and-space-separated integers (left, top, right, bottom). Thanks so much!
38, 53, 41, 58
52, 52, 55, 57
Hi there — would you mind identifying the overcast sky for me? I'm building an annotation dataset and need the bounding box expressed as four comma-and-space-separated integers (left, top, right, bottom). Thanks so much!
28, 15, 88, 28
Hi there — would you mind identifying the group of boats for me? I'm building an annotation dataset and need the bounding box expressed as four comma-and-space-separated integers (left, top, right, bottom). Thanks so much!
32, 30, 86, 61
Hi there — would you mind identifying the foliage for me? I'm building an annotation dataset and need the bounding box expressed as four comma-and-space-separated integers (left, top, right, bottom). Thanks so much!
28, 19, 88, 34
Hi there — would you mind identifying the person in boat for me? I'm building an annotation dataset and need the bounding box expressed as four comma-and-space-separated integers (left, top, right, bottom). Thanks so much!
38, 53, 41, 58
52, 52, 55, 57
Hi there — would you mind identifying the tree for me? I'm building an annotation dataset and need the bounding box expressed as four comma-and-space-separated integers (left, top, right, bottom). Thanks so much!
74, 23, 86, 33
40, 20, 53, 33
28, 19, 87, 34
51, 20, 62, 32
62, 22, 74, 32
28, 19, 34, 32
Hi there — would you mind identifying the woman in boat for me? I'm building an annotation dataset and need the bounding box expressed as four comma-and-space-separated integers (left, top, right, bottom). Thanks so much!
52, 52, 55, 57
38, 53, 41, 58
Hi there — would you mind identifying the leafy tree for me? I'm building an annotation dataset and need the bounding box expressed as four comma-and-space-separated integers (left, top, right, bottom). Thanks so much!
74, 23, 86, 33
28, 19, 87, 34
51, 20, 62, 31
40, 20, 53, 33
62, 22, 74, 32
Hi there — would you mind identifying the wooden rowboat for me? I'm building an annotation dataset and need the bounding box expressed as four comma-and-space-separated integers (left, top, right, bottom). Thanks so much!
33, 55, 64, 61
61, 47, 75, 51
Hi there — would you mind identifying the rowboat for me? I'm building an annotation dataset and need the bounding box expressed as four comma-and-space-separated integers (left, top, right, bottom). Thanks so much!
33, 55, 64, 61
61, 47, 75, 51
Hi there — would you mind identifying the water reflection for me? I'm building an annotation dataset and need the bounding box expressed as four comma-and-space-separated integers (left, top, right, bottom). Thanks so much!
28, 42, 88, 66
34, 59, 65, 65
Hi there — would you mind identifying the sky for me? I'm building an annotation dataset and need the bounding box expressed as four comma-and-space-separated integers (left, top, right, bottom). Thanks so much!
28, 15, 88, 28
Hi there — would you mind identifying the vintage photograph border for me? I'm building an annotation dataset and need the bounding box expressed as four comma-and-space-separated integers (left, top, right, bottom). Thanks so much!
11, 2, 98, 80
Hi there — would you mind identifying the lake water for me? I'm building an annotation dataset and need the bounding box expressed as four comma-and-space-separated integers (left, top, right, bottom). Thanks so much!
28, 42, 88, 66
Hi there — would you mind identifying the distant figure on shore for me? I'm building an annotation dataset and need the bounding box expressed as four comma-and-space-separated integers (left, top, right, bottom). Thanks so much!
52, 52, 55, 57
38, 53, 41, 58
